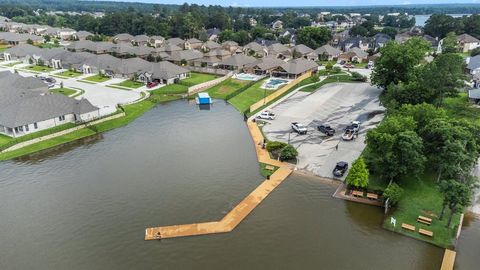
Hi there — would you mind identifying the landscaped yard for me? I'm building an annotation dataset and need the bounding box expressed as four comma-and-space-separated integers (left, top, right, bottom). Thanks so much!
383, 172, 461, 248
443, 93, 480, 125
206, 78, 250, 99
228, 79, 275, 113
50, 88, 77, 96
112, 80, 144, 89
25, 65, 54, 72
151, 84, 188, 95
56, 70, 83, 78
83, 74, 111, 83
180, 72, 218, 87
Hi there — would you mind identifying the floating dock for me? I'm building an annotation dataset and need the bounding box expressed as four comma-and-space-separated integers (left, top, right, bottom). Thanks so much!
145, 120, 292, 240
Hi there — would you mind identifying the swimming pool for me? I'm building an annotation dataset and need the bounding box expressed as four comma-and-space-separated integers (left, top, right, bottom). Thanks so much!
235, 73, 261, 81
262, 78, 290, 89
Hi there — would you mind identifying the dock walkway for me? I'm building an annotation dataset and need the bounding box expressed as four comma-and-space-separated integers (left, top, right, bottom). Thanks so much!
145, 120, 292, 240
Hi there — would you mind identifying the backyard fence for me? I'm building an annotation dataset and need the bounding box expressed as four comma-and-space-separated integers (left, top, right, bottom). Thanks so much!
187, 72, 233, 95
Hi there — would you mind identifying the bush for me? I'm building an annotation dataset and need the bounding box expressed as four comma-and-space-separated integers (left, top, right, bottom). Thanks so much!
383, 182, 404, 206
280, 144, 298, 161
325, 63, 333, 70
266, 141, 287, 152
351, 72, 367, 82
333, 66, 342, 73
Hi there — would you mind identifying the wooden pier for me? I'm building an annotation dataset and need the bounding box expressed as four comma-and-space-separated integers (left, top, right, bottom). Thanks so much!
145, 120, 292, 240
440, 249, 456, 270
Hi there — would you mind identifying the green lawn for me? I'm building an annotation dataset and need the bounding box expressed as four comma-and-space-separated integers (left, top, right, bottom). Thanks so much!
57, 70, 83, 78
180, 72, 218, 87
26, 65, 54, 72
36, 43, 61, 49
151, 84, 188, 95
50, 88, 77, 96
83, 74, 110, 83
443, 93, 480, 125
383, 172, 461, 248
0, 134, 11, 146
112, 80, 144, 89
228, 79, 275, 113
206, 78, 250, 99
260, 163, 278, 178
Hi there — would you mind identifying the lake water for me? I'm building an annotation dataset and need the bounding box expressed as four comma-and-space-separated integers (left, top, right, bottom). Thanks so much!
0, 100, 477, 269
414, 14, 471, 27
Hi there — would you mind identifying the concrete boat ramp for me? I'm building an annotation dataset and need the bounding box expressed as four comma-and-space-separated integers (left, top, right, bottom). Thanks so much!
145, 121, 292, 240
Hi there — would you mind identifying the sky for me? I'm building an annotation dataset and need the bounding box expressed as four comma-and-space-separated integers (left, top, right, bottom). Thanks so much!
110, 0, 480, 7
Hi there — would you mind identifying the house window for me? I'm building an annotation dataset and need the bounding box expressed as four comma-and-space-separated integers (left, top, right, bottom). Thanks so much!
25, 125, 29, 132
34, 122, 38, 129
59, 115, 65, 121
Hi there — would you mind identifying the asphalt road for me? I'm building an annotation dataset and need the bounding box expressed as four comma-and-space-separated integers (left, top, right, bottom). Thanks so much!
262, 82, 385, 180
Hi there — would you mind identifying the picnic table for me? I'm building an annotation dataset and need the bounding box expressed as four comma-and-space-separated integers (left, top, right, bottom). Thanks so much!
265, 165, 275, 171
419, 228, 434, 237
417, 215, 432, 225
366, 193, 379, 200
352, 190, 364, 197
402, 223, 416, 232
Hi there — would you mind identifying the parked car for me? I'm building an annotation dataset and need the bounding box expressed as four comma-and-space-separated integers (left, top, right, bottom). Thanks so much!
292, 122, 307, 135
338, 60, 346, 65
351, 121, 361, 132
333, 161, 349, 177
45, 77, 56, 84
147, 81, 159, 88
342, 128, 355, 141
257, 111, 275, 120
343, 64, 354, 69
317, 124, 335, 136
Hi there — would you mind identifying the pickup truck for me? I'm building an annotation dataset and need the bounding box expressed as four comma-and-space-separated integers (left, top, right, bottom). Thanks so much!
342, 128, 355, 141
317, 124, 335, 136
292, 122, 308, 135
333, 161, 348, 177
351, 121, 361, 133
257, 111, 275, 120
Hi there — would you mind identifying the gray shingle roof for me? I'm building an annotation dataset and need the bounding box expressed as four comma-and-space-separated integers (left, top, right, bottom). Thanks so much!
220, 54, 257, 67
167, 50, 203, 61
4, 44, 43, 57
293, 44, 314, 55
149, 61, 190, 80
468, 55, 480, 71
280, 58, 318, 75
314, 44, 341, 56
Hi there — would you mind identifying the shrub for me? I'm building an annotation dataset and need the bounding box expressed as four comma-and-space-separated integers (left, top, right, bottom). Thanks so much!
280, 144, 298, 161
325, 63, 333, 70
351, 72, 367, 82
332, 66, 342, 73
266, 141, 287, 152
383, 182, 404, 206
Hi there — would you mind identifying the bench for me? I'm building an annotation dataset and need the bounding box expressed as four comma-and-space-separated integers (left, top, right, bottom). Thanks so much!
265, 165, 275, 171
366, 193, 379, 200
352, 190, 364, 197
419, 228, 434, 237
417, 215, 432, 225
402, 223, 416, 232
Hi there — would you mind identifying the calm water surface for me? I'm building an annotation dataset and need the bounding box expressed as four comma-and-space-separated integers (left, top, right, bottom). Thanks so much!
0, 100, 475, 269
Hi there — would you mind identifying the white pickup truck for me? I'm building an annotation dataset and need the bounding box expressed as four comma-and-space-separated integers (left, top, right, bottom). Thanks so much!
291, 122, 308, 135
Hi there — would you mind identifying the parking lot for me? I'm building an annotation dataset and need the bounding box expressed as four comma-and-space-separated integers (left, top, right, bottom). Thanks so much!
261, 82, 385, 180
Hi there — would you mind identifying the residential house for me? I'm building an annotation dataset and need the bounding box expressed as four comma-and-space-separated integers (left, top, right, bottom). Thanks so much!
244, 56, 285, 75
372, 33, 391, 50
314, 44, 342, 61
72, 30, 93, 41
206, 28, 221, 41
292, 44, 317, 61
113, 33, 134, 44
58, 28, 76, 40
341, 36, 370, 51
185, 38, 203, 50
219, 54, 257, 71
149, 36, 165, 48
221, 41, 242, 54
271, 58, 318, 79
243, 42, 267, 58
139, 61, 190, 84
457, 34, 480, 53
133, 35, 150, 46
0, 72, 99, 138
3, 43, 43, 62
271, 20, 284, 31
201, 40, 221, 52
0, 32, 43, 45
267, 43, 291, 60
338, 47, 368, 63
467, 55, 480, 75
166, 49, 203, 66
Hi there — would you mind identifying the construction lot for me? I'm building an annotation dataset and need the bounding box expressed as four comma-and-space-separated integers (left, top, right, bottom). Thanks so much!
261, 82, 385, 179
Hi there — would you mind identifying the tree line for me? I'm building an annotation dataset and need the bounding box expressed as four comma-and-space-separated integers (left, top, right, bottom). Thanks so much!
365, 38, 479, 227
425, 14, 480, 39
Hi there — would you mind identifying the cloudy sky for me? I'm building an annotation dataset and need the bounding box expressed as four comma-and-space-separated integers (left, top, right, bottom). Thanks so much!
112, 0, 479, 7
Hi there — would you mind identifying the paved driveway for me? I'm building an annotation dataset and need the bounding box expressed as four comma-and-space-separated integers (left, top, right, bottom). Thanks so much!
0, 66, 140, 108
261, 83, 385, 179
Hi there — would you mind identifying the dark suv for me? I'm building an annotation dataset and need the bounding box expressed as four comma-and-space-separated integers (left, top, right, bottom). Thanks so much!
317, 124, 335, 136
333, 161, 348, 177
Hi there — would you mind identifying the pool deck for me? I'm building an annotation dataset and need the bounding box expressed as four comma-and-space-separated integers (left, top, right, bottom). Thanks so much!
145, 120, 292, 240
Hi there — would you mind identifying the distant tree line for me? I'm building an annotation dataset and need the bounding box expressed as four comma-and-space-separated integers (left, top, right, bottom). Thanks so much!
425, 14, 480, 39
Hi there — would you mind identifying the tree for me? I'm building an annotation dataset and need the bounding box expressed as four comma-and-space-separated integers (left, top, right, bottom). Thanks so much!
372, 37, 430, 89
441, 32, 458, 53
349, 25, 369, 37
439, 179, 474, 227
424, 14, 461, 39
381, 27, 398, 39
471, 47, 480, 57
383, 182, 404, 206
27, 38, 33, 45
296, 26, 332, 49
365, 116, 426, 182
345, 157, 369, 189
43, 35, 51, 42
